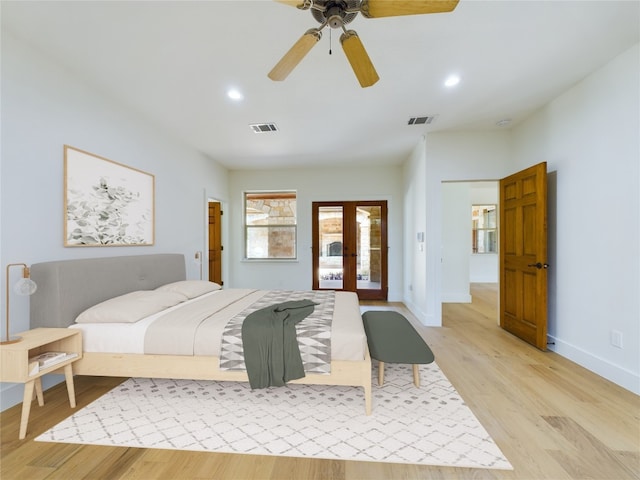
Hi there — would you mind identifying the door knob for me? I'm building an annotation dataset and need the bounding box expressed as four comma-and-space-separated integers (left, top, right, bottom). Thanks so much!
527, 262, 549, 269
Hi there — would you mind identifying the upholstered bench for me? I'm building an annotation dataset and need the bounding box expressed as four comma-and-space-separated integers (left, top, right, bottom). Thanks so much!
362, 311, 435, 387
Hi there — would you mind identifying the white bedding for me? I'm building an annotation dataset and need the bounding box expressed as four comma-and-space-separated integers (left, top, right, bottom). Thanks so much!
69, 289, 366, 362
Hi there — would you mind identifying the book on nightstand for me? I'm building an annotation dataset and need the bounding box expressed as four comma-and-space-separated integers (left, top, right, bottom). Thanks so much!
28, 352, 78, 375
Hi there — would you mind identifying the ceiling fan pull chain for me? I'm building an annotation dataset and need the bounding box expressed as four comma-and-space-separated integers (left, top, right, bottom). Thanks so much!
329, 28, 332, 55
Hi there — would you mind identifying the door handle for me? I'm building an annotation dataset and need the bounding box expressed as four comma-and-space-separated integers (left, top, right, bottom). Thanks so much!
527, 262, 549, 269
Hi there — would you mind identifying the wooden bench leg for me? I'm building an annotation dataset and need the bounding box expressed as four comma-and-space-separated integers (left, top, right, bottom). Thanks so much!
378, 361, 385, 386
377, 363, 423, 387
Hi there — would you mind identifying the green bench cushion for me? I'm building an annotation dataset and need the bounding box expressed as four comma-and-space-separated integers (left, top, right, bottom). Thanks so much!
362, 311, 435, 364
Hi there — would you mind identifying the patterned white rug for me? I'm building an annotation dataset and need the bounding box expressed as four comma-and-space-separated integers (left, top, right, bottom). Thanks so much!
37, 363, 512, 469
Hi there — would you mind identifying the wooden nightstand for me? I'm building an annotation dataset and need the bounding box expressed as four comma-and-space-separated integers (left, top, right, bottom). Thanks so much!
0, 328, 82, 439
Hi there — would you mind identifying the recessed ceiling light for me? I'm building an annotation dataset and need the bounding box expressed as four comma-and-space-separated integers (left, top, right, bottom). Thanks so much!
444, 74, 460, 88
227, 88, 244, 101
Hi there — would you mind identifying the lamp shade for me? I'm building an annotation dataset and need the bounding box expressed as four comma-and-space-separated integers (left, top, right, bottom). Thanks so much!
14, 277, 37, 296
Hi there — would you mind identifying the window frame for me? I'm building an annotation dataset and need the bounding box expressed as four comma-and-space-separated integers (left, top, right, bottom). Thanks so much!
244, 190, 298, 260
471, 204, 498, 254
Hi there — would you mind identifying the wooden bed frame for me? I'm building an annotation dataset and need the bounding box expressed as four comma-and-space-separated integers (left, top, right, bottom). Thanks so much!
30, 254, 372, 414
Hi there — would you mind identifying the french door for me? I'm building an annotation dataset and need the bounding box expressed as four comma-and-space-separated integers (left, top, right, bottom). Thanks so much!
312, 201, 388, 300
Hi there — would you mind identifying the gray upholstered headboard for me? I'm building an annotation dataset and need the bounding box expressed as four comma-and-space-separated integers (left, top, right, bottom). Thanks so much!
30, 254, 186, 329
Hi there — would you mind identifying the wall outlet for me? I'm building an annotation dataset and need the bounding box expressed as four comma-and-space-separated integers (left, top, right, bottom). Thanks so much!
610, 330, 623, 349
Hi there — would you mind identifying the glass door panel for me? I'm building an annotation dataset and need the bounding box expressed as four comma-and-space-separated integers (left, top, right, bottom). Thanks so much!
356, 205, 382, 291
318, 206, 344, 290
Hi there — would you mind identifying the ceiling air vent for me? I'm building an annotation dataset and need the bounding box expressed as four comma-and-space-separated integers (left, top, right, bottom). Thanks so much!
249, 123, 278, 133
408, 116, 437, 126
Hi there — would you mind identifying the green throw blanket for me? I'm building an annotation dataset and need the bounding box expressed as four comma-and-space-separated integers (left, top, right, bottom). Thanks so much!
241, 299, 317, 389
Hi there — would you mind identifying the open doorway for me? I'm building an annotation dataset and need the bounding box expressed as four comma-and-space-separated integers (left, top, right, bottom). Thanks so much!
441, 181, 499, 316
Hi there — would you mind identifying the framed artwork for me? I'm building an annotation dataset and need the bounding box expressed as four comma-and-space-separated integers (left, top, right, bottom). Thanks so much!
64, 145, 155, 247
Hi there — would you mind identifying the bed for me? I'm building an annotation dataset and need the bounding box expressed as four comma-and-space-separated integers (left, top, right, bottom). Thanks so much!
29, 254, 372, 414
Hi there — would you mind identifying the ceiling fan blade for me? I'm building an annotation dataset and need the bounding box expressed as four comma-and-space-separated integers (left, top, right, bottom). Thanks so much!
268, 29, 321, 81
340, 31, 379, 88
273, 0, 310, 8
361, 0, 459, 18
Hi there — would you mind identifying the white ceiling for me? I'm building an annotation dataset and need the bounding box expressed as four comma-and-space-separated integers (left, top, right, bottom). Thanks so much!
3, 1, 639, 170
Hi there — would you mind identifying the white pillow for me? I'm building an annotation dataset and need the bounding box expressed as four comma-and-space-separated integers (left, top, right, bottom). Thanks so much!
156, 280, 221, 299
75, 290, 187, 324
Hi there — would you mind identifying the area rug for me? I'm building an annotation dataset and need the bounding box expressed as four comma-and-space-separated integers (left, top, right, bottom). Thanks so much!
36, 363, 512, 470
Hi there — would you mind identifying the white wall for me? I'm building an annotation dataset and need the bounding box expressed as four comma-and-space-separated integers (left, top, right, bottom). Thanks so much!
1, 32, 229, 409
403, 141, 429, 321
469, 254, 498, 283
404, 132, 512, 325
227, 165, 404, 300
441, 183, 472, 303
512, 43, 640, 394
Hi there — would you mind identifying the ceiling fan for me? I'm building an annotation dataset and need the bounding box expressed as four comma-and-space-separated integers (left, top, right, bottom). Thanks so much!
268, 0, 460, 88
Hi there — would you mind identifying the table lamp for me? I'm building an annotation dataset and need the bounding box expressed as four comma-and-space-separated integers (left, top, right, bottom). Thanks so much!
2, 263, 38, 345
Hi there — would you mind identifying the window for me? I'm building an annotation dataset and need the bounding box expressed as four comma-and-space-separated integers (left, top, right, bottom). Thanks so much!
244, 191, 297, 259
472, 205, 497, 253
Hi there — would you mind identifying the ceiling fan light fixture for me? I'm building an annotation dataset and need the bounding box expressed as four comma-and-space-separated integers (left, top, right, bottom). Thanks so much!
312, 1, 359, 26
327, 14, 345, 28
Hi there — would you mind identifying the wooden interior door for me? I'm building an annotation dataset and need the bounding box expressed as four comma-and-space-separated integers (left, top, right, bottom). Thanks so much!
208, 201, 222, 285
499, 162, 548, 350
312, 201, 387, 300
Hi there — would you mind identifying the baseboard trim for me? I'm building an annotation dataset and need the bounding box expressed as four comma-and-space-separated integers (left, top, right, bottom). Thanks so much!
547, 335, 640, 395
403, 298, 442, 327
403, 299, 425, 323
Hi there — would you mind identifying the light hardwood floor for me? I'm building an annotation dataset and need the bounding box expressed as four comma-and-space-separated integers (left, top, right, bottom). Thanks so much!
1, 284, 638, 479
